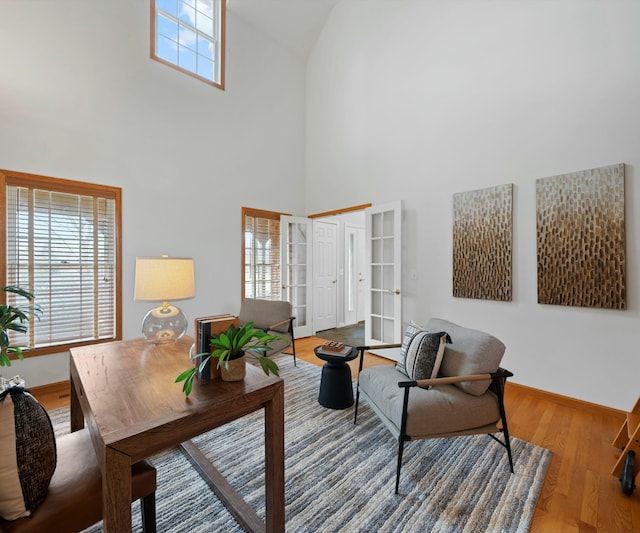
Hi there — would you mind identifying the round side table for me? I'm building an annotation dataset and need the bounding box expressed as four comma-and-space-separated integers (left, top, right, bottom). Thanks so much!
314, 346, 359, 409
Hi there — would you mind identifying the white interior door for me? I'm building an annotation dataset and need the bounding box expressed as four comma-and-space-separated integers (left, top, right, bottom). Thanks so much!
313, 220, 338, 332
365, 201, 402, 346
280, 216, 312, 338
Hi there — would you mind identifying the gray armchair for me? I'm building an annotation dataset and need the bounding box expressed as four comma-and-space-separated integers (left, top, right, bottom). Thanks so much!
238, 298, 296, 365
354, 318, 514, 493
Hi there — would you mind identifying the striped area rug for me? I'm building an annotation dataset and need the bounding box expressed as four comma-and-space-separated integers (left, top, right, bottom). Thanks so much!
50, 354, 551, 533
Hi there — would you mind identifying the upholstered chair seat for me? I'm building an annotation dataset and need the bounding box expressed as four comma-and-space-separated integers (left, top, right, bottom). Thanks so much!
1, 428, 156, 533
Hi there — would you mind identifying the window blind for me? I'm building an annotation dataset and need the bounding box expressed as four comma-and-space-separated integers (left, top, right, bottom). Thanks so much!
5, 183, 118, 351
243, 209, 281, 301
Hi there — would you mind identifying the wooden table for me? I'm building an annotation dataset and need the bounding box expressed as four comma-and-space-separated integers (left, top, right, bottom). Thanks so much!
70, 336, 284, 533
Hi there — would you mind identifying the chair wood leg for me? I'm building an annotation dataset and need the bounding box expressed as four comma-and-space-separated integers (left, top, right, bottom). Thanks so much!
395, 386, 411, 494
141, 493, 157, 533
395, 437, 406, 494
353, 347, 367, 425
493, 374, 514, 473
289, 321, 297, 366
502, 427, 514, 473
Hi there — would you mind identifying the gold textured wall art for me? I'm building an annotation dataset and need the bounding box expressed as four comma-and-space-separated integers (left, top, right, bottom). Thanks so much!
536, 163, 625, 309
453, 184, 513, 301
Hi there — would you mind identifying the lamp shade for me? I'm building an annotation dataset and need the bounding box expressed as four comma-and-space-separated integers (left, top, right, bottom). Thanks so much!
134, 255, 195, 344
134, 256, 195, 302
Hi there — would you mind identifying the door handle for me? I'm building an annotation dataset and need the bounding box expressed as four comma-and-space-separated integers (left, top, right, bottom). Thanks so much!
383, 289, 401, 295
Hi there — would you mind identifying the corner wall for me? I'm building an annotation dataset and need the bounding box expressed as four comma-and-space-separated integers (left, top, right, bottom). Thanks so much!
306, 0, 640, 410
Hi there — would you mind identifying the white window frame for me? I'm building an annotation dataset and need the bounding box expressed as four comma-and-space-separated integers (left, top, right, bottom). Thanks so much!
1, 170, 122, 358
150, 0, 226, 90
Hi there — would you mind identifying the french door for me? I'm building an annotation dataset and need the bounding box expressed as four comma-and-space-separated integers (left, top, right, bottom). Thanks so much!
364, 201, 403, 345
280, 216, 313, 338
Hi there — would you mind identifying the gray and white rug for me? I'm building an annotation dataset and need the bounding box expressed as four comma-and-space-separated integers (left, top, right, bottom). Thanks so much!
49, 354, 551, 532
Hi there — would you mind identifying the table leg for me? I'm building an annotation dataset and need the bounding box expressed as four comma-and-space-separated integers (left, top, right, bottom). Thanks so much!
69, 377, 84, 432
264, 381, 285, 533
103, 446, 133, 533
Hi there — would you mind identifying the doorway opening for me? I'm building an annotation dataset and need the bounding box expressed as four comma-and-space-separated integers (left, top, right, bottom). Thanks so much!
314, 321, 365, 347
312, 210, 366, 335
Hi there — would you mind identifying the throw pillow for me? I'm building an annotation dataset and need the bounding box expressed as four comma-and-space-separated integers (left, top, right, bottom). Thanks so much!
395, 322, 425, 376
404, 331, 452, 381
0, 387, 57, 521
426, 318, 506, 396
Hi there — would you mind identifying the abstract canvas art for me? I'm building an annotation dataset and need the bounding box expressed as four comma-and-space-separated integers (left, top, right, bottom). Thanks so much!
453, 184, 513, 301
536, 163, 625, 309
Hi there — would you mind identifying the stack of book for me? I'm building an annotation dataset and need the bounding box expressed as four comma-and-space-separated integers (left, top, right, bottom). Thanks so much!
317, 341, 353, 357
193, 314, 239, 380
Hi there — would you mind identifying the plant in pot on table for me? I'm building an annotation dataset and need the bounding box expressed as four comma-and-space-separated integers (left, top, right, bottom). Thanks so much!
175, 321, 281, 396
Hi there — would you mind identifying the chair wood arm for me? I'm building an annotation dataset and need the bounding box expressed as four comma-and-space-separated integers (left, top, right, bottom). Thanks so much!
399, 368, 513, 389
268, 317, 293, 330
355, 343, 402, 351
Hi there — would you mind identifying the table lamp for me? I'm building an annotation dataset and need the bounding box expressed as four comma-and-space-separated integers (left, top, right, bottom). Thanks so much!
134, 255, 195, 344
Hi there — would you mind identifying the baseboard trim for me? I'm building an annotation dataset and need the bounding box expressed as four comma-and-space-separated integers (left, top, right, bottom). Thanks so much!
29, 380, 70, 399
509, 381, 625, 419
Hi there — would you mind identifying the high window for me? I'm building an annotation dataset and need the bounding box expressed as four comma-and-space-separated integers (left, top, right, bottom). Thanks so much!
1, 170, 122, 357
242, 207, 284, 301
151, 0, 225, 89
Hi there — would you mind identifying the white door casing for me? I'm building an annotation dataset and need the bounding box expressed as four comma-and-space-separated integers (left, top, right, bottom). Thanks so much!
280, 216, 313, 338
365, 201, 402, 346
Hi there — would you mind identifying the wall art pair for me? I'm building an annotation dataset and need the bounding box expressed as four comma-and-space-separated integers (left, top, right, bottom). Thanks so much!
452, 163, 625, 309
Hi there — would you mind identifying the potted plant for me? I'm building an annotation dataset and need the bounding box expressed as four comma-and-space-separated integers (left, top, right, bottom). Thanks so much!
175, 321, 281, 396
1, 285, 43, 367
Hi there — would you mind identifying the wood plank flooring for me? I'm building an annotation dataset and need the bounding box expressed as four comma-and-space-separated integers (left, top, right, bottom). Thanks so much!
34, 336, 639, 532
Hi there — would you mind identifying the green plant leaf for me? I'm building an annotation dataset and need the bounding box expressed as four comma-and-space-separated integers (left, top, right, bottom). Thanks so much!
189, 351, 209, 361
2, 286, 35, 301
183, 374, 195, 396
175, 367, 198, 397
197, 355, 212, 374
175, 367, 196, 383
259, 356, 280, 376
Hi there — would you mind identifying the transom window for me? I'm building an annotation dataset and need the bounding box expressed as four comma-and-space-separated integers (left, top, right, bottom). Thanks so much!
1, 170, 122, 358
151, 0, 225, 89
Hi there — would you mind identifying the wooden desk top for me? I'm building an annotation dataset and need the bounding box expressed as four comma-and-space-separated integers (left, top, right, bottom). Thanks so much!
70, 336, 283, 462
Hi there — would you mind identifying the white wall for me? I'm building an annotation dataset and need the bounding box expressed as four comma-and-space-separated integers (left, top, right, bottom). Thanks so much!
306, 0, 640, 410
0, 0, 306, 386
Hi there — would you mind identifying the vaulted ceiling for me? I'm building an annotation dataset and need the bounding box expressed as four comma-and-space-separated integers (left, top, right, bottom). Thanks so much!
228, 0, 342, 58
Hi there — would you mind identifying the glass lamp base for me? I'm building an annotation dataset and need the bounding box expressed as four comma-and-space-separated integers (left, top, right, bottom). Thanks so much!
141, 303, 188, 344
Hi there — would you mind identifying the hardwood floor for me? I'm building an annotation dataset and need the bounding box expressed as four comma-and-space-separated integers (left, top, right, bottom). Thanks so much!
34, 336, 639, 532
